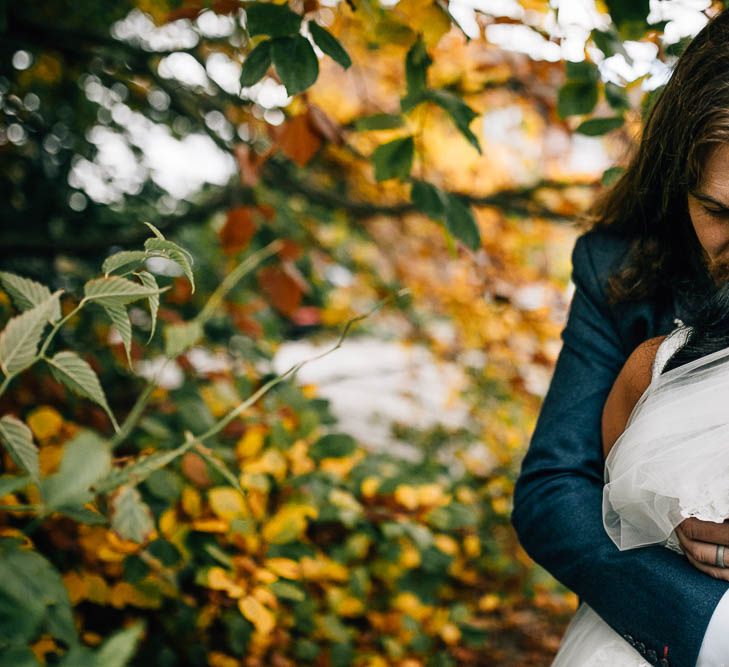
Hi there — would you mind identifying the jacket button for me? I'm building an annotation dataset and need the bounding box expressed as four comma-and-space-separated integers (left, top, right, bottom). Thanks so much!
623, 634, 635, 645
636, 641, 646, 654
646, 649, 657, 662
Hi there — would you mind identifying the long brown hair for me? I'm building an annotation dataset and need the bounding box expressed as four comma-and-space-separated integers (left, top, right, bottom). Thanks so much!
587, 7, 729, 305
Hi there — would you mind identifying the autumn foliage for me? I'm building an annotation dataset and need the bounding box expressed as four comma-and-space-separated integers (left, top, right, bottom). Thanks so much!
0, 0, 721, 665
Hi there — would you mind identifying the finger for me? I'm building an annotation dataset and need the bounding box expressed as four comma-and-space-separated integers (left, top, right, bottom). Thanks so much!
677, 517, 729, 545
683, 547, 729, 581
676, 528, 729, 567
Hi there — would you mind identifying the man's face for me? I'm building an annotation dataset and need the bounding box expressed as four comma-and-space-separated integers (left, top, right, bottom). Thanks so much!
688, 142, 729, 282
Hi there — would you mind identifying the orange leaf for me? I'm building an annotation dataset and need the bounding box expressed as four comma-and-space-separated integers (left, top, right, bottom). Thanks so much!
257, 266, 303, 317
275, 114, 323, 167
220, 207, 257, 255
278, 239, 303, 261
181, 452, 212, 488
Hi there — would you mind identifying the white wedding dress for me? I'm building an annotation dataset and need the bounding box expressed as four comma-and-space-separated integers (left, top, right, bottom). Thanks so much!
552, 323, 729, 666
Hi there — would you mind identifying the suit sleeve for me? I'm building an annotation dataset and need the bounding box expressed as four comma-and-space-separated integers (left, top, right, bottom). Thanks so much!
511, 232, 728, 667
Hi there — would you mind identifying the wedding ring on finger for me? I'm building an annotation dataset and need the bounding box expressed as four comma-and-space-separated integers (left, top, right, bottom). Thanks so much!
716, 544, 727, 569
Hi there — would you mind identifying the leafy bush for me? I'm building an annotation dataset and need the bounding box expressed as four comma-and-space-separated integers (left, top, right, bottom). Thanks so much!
0, 226, 525, 666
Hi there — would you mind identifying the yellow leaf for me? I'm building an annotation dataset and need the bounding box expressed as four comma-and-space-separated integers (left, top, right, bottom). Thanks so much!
207, 567, 245, 598
181, 487, 202, 518
286, 439, 315, 476
38, 444, 63, 476
243, 449, 288, 481
399, 542, 421, 569
463, 534, 480, 558
394, 484, 419, 510
191, 518, 229, 533
478, 593, 500, 612
209, 653, 240, 667
209, 487, 248, 521
440, 622, 461, 645
264, 558, 301, 579
393, 0, 451, 47
109, 581, 162, 609
262, 504, 317, 544
235, 424, 267, 459
63, 571, 86, 605
360, 476, 380, 498
239, 595, 276, 635
27, 406, 63, 441
159, 508, 178, 539
434, 534, 459, 556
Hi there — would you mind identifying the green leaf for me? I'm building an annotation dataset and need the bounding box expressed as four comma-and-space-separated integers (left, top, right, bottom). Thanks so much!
0, 291, 61, 376
601, 165, 625, 186
411, 180, 446, 220
591, 28, 631, 63
372, 136, 414, 182
42, 430, 111, 511
46, 351, 117, 430
444, 194, 480, 250
0, 474, 30, 497
605, 0, 650, 40
102, 251, 148, 277
143, 238, 195, 293
84, 276, 164, 307
353, 113, 405, 131
309, 433, 356, 460
0, 646, 40, 667
426, 502, 478, 530
94, 441, 192, 495
246, 2, 302, 38
565, 60, 599, 83
135, 270, 159, 343
557, 81, 599, 118
110, 485, 155, 543
102, 302, 133, 367
309, 22, 351, 69
143, 221, 165, 239
575, 116, 624, 136
271, 35, 319, 95
164, 319, 203, 358
425, 89, 481, 154
56, 646, 96, 667
665, 36, 692, 58
94, 621, 145, 667
57, 505, 107, 525
270, 580, 306, 601
240, 40, 272, 87
404, 36, 431, 103
0, 538, 77, 646
0, 272, 60, 321
0, 415, 39, 485
605, 82, 630, 111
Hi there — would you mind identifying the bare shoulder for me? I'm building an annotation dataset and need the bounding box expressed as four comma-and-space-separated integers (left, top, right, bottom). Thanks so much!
620, 335, 666, 395
601, 335, 665, 457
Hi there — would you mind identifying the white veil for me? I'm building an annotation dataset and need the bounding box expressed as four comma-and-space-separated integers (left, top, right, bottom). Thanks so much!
603, 339, 729, 551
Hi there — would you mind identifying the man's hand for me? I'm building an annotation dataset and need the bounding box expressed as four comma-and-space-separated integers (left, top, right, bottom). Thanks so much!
677, 517, 729, 580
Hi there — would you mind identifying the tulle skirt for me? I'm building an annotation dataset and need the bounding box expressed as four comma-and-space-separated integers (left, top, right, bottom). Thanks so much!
551, 603, 651, 666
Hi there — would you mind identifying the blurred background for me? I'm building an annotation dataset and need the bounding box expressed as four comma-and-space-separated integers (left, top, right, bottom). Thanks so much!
0, 1, 720, 665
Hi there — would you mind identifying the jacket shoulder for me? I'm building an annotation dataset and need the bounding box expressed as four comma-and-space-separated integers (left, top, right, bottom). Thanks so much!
573, 227, 674, 352
573, 227, 631, 289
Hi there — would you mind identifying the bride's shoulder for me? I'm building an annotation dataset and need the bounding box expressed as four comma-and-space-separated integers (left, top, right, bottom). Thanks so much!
602, 335, 665, 455
621, 335, 666, 391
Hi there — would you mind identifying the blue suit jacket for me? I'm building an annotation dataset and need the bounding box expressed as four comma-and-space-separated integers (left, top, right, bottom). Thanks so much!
512, 227, 729, 667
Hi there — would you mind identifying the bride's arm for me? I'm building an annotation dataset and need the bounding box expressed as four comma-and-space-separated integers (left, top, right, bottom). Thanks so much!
601, 335, 664, 458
